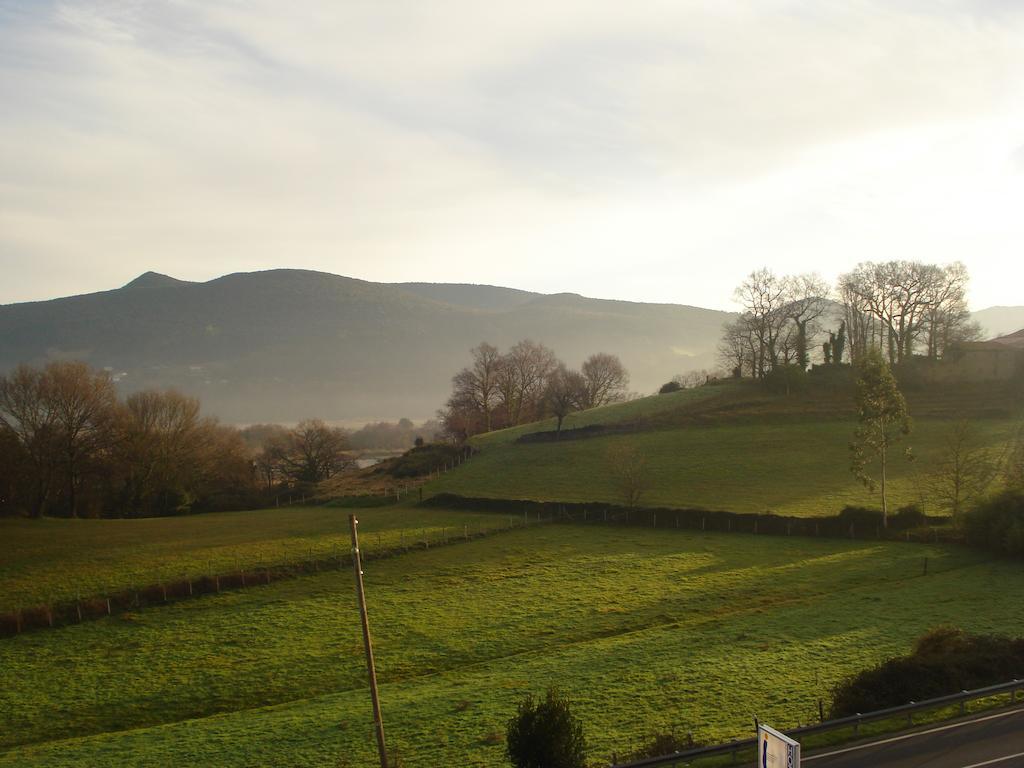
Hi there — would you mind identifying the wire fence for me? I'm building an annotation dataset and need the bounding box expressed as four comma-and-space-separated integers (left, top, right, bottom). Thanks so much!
0, 514, 552, 639
608, 679, 1024, 767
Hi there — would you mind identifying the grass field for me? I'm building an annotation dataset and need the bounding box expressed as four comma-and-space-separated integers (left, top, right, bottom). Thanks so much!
436, 419, 1017, 517
4, 522, 1024, 767
0, 505, 508, 610
471, 384, 729, 447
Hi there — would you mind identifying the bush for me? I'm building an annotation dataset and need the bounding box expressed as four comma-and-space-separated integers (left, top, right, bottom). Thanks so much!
381, 443, 466, 479
763, 364, 807, 395
830, 627, 1024, 717
837, 504, 925, 531
506, 688, 587, 768
658, 381, 682, 394
962, 490, 1024, 557
892, 503, 927, 529
626, 732, 697, 760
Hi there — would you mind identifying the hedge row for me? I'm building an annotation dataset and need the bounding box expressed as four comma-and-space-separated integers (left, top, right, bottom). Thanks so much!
424, 493, 949, 539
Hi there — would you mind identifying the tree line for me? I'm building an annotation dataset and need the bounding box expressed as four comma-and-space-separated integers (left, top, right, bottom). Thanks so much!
439, 341, 630, 440
0, 362, 355, 518
719, 260, 979, 379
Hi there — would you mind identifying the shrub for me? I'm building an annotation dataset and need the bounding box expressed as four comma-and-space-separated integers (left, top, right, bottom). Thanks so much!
382, 443, 466, 479
763, 364, 807, 395
962, 490, 1024, 557
658, 381, 682, 394
892, 503, 927, 529
506, 688, 587, 768
829, 627, 1024, 717
626, 732, 697, 760
837, 504, 924, 531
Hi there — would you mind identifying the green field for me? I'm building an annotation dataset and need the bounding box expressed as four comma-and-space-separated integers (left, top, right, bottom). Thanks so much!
470, 384, 728, 447
0, 505, 508, 610
437, 419, 1016, 517
4, 522, 1024, 767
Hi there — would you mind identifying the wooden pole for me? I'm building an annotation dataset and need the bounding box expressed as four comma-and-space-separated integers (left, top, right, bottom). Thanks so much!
349, 514, 388, 768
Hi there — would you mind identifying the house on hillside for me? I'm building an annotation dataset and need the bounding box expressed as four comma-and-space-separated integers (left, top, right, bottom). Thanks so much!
941, 329, 1024, 382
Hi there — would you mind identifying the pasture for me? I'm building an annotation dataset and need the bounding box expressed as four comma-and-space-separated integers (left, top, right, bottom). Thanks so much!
436, 419, 1017, 517
0, 505, 506, 610
4, 522, 1024, 767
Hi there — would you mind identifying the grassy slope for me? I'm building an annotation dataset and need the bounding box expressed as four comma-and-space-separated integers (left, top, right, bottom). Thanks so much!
440, 381, 1020, 517
470, 384, 728, 447
437, 420, 1016, 516
0, 505, 505, 610
4, 524, 1024, 767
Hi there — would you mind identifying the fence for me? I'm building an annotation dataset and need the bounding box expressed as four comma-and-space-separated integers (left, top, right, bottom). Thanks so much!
0, 513, 550, 639
609, 679, 1024, 767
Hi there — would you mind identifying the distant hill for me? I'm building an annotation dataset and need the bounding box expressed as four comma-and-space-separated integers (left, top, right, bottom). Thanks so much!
972, 306, 1024, 339
0, 270, 734, 423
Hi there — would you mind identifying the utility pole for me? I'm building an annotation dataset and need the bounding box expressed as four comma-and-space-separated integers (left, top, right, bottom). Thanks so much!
349, 514, 388, 768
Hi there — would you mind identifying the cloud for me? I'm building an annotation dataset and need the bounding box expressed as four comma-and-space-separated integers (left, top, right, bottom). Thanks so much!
1, 1, 1023, 308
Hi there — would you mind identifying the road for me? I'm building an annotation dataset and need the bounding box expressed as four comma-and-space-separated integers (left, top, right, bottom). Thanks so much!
803, 705, 1024, 767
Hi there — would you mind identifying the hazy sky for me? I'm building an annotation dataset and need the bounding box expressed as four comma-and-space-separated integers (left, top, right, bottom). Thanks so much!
2, 1, 1023, 311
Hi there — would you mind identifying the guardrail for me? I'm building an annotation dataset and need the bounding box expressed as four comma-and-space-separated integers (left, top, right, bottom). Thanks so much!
610, 679, 1023, 767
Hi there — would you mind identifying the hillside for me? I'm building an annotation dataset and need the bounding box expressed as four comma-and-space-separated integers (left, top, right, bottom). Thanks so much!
430, 379, 1023, 517
0, 270, 732, 423
973, 306, 1024, 339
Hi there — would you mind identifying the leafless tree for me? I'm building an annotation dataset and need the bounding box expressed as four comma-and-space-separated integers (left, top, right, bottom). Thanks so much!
838, 261, 975, 365
923, 420, 999, 517
496, 340, 558, 426
45, 362, 118, 517
450, 342, 503, 432
272, 419, 351, 483
580, 353, 629, 408
733, 268, 788, 377
606, 444, 649, 509
0, 365, 59, 516
783, 273, 831, 369
717, 318, 752, 377
545, 365, 586, 436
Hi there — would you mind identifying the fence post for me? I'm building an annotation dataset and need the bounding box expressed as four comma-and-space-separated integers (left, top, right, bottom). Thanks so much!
76, 593, 82, 623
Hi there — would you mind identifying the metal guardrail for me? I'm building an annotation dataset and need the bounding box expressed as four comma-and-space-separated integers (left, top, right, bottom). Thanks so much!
610, 679, 1023, 767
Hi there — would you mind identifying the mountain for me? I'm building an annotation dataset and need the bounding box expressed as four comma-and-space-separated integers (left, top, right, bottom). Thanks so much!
972, 306, 1024, 339
0, 270, 734, 423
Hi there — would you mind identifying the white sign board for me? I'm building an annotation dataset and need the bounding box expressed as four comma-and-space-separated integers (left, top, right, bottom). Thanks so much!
756, 724, 800, 768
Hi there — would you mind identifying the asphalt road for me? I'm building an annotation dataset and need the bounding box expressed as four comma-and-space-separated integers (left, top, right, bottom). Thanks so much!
803, 705, 1024, 767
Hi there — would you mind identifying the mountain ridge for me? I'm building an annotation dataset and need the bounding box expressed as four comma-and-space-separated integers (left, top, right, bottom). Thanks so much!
0, 270, 733, 422
1, 270, 1020, 423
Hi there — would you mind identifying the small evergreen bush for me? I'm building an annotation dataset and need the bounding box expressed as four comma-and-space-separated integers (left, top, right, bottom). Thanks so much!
506, 688, 587, 768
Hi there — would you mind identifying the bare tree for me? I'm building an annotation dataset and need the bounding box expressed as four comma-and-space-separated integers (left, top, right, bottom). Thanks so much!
116, 390, 209, 515
717, 318, 751, 377
580, 353, 629, 409
733, 269, 788, 377
545, 365, 586, 436
450, 343, 503, 433
496, 340, 558, 426
45, 362, 118, 517
838, 261, 975, 364
783, 273, 831, 369
273, 419, 351, 483
606, 444, 649, 509
0, 365, 59, 516
923, 421, 999, 516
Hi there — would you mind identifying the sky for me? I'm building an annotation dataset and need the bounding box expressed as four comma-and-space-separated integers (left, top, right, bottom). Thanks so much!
1, 1, 1023, 312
